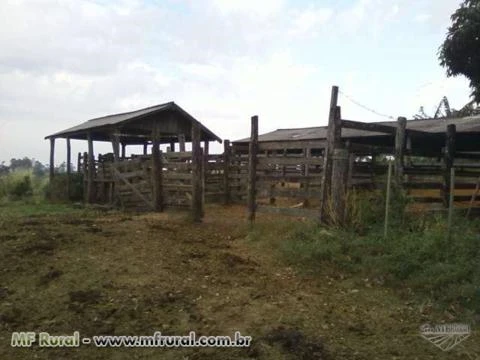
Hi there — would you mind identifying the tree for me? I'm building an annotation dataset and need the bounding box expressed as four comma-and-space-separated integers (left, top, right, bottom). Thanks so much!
439, 0, 480, 101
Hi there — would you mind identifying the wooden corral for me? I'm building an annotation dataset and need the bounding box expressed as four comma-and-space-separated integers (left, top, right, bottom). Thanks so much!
45, 102, 223, 221
233, 86, 480, 222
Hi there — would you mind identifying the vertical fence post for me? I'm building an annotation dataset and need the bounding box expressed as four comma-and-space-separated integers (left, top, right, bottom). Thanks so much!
66, 137, 71, 199
202, 141, 209, 213
248, 115, 259, 224
395, 117, 406, 187
77, 152, 82, 174
87, 132, 96, 204
331, 148, 349, 225
447, 167, 455, 240
179, 134, 186, 152
320, 86, 340, 222
443, 124, 456, 207
191, 123, 203, 222
223, 140, 231, 205
152, 123, 163, 212
384, 162, 393, 239
49, 138, 55, 181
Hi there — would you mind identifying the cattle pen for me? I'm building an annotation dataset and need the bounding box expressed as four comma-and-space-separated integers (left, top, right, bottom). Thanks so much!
45, 87, 480, 222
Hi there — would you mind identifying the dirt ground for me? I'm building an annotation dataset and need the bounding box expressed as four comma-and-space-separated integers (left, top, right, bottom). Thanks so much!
0, 204, 478, 359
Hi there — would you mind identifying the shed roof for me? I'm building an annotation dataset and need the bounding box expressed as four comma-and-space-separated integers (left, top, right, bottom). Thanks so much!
45, 102, 222, 144
233, 115, 480, 143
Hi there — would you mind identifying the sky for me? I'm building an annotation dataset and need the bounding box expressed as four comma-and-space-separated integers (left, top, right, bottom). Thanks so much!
0, 0, 471, 165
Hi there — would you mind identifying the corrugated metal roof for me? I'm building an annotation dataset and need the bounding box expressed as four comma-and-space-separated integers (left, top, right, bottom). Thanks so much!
234, 115, 480, 143
45, 102, 222, 142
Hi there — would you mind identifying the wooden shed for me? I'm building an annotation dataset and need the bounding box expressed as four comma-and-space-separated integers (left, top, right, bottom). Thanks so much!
45, 102, 222, 220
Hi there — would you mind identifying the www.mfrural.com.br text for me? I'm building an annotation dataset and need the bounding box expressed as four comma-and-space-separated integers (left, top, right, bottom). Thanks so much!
11, 331, 252, 348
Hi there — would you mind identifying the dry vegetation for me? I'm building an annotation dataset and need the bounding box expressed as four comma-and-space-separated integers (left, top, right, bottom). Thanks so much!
0, 203, 479, 359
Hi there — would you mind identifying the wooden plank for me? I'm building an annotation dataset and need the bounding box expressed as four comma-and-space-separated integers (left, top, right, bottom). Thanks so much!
248, 116, 259, 223
257, 157, 324, 166
257, 140, 326, 151
164, 151, 193, 159
331, 148, 349, 224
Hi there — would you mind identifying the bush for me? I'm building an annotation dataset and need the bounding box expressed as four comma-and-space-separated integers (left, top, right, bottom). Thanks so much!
44, 173, 83, 202
0, 171, 34, 200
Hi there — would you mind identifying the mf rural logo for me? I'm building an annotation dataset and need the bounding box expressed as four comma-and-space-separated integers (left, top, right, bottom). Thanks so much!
420, 323, 471, 351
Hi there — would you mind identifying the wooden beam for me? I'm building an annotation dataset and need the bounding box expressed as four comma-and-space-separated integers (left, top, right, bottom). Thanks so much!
121, 142, 126, 159
49, 138, 55, 181
223, 139, 231, 205
170, 141, 175, 152
151, 123, 163, 212
66, 137, 71, 199
87, 132, 96, 204
331, 148, 349, 224
111, 134, 120, 161
395, 117, 407, 185
179, 134, 186, 152
191, 123, 203, 222
202, 140, 209, 214
319, 85, 339, 222
77, 152, 82, 174
248, 115, 259, 223
143, 142, 148, 155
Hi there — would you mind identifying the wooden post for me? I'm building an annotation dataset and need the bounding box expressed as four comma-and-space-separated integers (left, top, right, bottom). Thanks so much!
223, 140, 231, 205
384, 162, 393, 239
247, 115, 259, 224
66, 137, 71, 199
191, 123, 203, 222
49, 138, 55, 181
319, 86, 339, 222
447, 167, 455, 240
395, 116, 407, 186
152, 124, 163, 212
202, 140, 209, 212
121, 143, 126, 159
443, 124, 456, 206
82, 152, 87, 202
87, 132, 96, 203
303, 147, 310, 207
111, 134, 120, 161
77, 152, 81, 174
143, 142, 148, 155
170, 141, 175, 153
331, 148, 349, 224
179, 134, 186, 152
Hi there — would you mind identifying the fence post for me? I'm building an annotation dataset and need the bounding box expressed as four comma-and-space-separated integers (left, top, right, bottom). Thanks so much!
447, 167, 455, 240
384, 162, 393, 239
223, 140, 231, 205
320, 86, 340, 222
66, 137, 71, 199
87, 132, 96, 204
248, 115, 259, 224
331, 148, 349, 224
202, 141, 209, 213
443, 124, 456, 207
179, 133, 186, 152
191, 123, 203, 222
49, 138, 55, 181
395, 116, 406, 187
152, 123, 163, 212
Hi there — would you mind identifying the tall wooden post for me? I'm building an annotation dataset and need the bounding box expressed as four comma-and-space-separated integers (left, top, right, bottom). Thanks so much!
121, 143, 126, 159
49, 138, 55, 181
191, 123, 203, 222
443, 124, 456, 207
87, 132, 96, 203
170, 141, 175, 153
248, 116, 259, 223
202, 140, 209, 212
66, 137, 71, 199
319, 86, 339, 222
111, 134, 120, 162
143, 142, 148, 155
179, 134, 186, 152
152, 123, 163, 212
223, 140, 231, 205
395, 117, 407, 186
77, 152, 82, 174
331, 148, 349, 224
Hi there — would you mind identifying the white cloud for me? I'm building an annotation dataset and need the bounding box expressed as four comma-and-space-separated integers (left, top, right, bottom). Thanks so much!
289, 6, 333, 38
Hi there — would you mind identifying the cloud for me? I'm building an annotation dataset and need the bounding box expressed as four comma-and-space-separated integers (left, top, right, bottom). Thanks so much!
289, 6, 333, 38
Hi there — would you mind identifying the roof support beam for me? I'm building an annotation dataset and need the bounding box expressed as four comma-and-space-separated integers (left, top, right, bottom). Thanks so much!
87, 132, 96, 204
49, 138, 55, 181
66, 137, 71, 199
